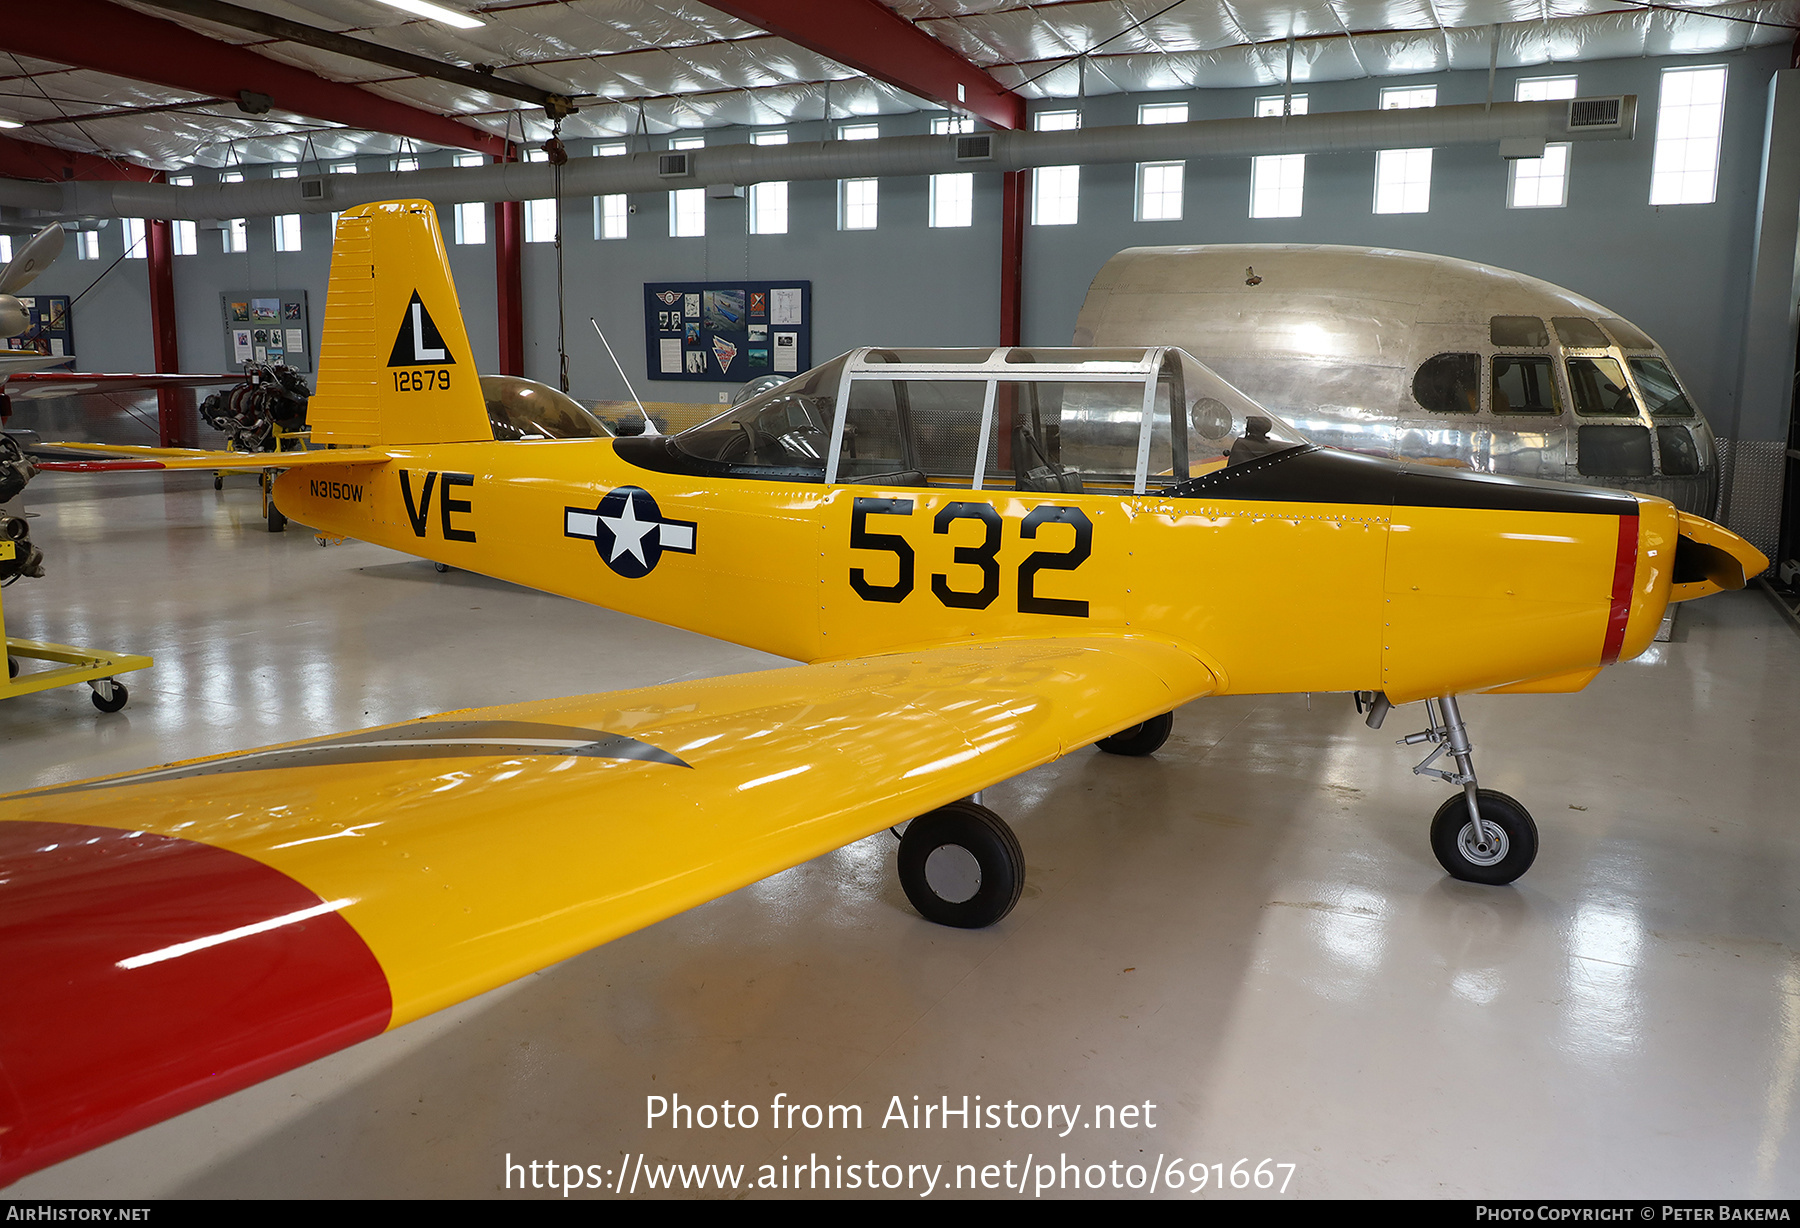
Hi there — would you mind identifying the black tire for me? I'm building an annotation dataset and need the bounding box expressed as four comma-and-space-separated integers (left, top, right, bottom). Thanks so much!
213, 474, 223, 490
91, 682, 128, 713
1096, 711, 1174, 757
6, 655, 17, 680
434, 561, 450, 573
1430, 789, 1537, 885
897, 801, 1024, 928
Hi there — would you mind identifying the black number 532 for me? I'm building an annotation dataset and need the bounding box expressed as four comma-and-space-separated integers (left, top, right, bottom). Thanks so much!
848, 496, 1091, 618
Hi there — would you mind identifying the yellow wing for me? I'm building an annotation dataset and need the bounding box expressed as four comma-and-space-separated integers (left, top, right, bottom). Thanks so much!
36, 441, 390, 470
0, 633, 1212, 1183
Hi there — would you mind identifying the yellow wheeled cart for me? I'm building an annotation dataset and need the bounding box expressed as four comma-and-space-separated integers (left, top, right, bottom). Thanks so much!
0, 541, 152, 713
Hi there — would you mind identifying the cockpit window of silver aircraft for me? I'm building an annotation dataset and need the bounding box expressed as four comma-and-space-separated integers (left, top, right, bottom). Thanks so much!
681, 346, 1304, 491
1073, 246, 1721, 515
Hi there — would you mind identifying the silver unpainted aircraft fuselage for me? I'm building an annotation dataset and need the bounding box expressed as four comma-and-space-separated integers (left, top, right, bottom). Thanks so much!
1073, 244, 1718, 516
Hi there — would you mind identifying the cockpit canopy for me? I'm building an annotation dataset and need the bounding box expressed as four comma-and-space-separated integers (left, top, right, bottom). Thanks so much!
481, 375, 614, 441
672, 346, 1303, 492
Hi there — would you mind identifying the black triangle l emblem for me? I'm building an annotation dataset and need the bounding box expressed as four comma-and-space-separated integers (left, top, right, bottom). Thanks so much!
388, 292, 455, 367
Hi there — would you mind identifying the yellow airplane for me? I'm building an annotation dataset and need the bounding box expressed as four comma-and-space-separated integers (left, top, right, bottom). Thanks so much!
0, 200, 1766, 1186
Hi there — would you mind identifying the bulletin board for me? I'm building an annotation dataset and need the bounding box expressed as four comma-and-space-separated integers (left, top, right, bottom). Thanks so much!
220, 289, 313, 374
2, 295, 74, 361
643, 280, 811, 383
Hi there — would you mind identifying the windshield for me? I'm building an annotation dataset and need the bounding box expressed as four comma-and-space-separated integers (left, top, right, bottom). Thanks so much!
670, 347, 1304, 489
673, 355, 848, 473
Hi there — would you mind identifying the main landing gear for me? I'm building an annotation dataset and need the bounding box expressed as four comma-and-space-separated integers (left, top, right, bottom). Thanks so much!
1357, 691, 1538, 885
889, 709, 1183, 929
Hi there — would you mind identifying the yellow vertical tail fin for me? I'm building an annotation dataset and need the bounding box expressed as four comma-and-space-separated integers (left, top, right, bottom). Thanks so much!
310, 200, 492, 447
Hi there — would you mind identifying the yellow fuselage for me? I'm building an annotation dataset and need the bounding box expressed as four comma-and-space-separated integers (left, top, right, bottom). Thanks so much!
281, 439, 1675, 704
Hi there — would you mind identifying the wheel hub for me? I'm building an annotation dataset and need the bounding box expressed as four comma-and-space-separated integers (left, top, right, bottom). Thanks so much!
1458, 820, 1509, 867
923, 844, 982, 904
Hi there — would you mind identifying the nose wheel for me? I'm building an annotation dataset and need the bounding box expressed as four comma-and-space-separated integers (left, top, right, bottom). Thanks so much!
1360, 691, 1539, 885
1430, 789, 1537, 884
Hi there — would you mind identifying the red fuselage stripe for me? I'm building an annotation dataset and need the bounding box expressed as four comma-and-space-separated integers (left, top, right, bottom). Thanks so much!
1602, 513, 1639, 665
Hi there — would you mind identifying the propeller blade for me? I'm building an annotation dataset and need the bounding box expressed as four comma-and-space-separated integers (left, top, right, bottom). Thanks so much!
0, 224, 66, 296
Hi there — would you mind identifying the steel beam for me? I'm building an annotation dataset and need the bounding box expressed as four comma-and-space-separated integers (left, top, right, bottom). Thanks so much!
495, 197, 523, 377
145, 216, 194, 448
999, 170, 1027, 347
706, 1, 1025, 130
0, 134, 158, 185
0, 1, 508, 157
132, 0, 577, 118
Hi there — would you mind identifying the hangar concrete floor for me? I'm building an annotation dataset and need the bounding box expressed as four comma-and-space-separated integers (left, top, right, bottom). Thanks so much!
4, 469, 1797, 1200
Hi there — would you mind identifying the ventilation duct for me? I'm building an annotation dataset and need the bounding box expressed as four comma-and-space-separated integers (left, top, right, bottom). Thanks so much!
0, 97, 1637, 221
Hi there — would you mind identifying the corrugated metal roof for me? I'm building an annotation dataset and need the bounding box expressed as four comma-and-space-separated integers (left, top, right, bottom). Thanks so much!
0, 0, 1791, 169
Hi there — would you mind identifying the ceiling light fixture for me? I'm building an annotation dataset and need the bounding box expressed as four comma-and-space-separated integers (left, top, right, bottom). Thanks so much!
0, 118, 21, 129
372, 0, 484, 30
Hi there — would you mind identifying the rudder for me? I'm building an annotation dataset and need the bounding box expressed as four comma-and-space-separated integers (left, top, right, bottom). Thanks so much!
311, 201, 491, 447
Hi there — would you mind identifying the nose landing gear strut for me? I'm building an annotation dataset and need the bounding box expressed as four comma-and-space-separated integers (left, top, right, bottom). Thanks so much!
1358, 692, 1539, 885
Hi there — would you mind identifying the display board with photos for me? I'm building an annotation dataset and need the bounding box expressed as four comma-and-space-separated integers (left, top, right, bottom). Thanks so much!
642, 281, 811, 383
2, 295, 74, 361
220, 290, 313, 374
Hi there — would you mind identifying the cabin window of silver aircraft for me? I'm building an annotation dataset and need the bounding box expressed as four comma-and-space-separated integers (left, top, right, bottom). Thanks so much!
1406, 314, 1706, 481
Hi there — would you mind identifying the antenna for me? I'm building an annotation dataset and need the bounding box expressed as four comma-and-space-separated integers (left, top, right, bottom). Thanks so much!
589, 318, 658, 436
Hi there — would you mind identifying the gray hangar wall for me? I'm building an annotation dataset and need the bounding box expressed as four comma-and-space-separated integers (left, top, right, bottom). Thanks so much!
17, 43, 1789, 451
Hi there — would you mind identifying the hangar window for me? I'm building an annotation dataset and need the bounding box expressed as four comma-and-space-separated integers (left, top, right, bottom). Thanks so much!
1251, 94, 1307, 219
1374, 85, 1436, 215
1033, 111, 1080, 225
931, 116, 975, 228
393, 156, 419, 173
328, 163, 355, 236
1137, 103, 1187, 221
1509, 76, 1577, 209
0, 235, 9, 263
454, 153, 486, 244
1413, 353, 1481, 413
271, 168, 299, 253
1137, 163, 1184, 221
1491, 356, 1559, 414
1490, 316, 1549, 347
594, 142, 628, 240
75, 230, 98, 261
1509, 144, 1570, 209
749, 131, 788, 236
169, 176, 198, 256
122, 219, 146, 259
524, 149, 556, 243
1629, 358, 1695, 418
220, 170, 246, 253
1650, 65, 1727, 206
670, 137, 705, 238
1566, 358, 1638, 416
837, 124, 879, 232
1578, 425, 1654, 477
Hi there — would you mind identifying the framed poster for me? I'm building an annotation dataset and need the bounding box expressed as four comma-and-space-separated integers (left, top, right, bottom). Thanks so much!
643, 280, 811, 383
220, 289, 312, 373
2, 295, 73, 361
